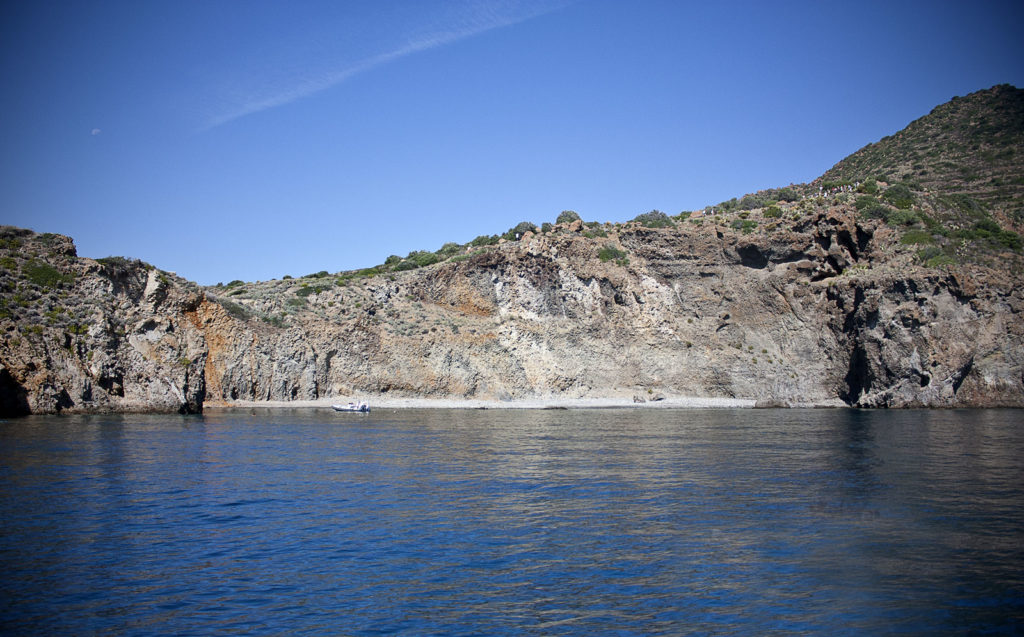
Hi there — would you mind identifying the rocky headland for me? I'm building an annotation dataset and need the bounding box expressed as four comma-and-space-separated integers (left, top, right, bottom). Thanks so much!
2, 85, 1022, 415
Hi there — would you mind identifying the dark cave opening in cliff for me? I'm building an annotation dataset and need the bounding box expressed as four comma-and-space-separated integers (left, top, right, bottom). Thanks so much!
842, 345, 872, 405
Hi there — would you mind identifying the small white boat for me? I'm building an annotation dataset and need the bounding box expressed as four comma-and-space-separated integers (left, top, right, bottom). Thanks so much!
332, 401, 370, 413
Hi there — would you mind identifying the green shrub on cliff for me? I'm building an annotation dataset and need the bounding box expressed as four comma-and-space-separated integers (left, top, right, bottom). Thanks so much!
731, 219, 758, 233
886, 209, 921, 226
24, 260, 73, 289
436, 242, 462, 258
857, 179, 879, 195
469, 235, 499, 247
598, 244, 629, 265
917, 245, 957, 267
556, 210, 581, 225
503, 222, 538, 241
262, 314, 286, 328
998, 231, 1022, 250
296, 285, 328, 297
776, 187, 798, 202
717, 197, 739, 212
900, 229, 934, 245
858, 199, 891, 220
407, 250, 441, 268
737, 194, 769, 210
581, 222, 608, 238
883, 183, 915, 209
215, 297, 255, 321
955, 218, 1023, 250
632, 210, 673, 228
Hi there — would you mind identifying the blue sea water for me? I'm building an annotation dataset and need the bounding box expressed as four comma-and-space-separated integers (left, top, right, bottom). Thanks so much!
1, 408, 1022, 635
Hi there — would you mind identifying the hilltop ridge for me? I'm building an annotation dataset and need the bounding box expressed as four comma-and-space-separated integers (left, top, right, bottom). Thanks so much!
819, 84, 1024, 219
2, 85, 1022, 415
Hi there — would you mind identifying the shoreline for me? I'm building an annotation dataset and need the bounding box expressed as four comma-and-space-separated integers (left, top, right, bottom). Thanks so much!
206, 396, 773, 410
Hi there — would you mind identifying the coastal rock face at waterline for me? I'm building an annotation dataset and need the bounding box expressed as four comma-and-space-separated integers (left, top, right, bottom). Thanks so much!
2, 85, 1023, 414
195, 209, 1021, 409
2, 210, 1021, 415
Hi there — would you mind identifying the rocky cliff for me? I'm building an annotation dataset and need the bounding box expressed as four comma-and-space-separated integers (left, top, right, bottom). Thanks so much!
0, 228, 206, 415
2, 86, 1023, 415
3, 206, 1021, 415
200, 202, 1024, 408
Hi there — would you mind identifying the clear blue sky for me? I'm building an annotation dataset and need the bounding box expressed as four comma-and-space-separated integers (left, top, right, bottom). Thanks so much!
2, 0, 1022, 285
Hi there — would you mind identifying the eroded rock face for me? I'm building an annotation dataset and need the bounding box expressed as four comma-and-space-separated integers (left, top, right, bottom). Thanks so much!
828, 273, 1024, 407
2, 214, 1022, 416
194, 208, 1021, 409
0, 229, 206, 415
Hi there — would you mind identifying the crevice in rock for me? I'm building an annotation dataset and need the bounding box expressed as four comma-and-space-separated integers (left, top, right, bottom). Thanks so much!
855, 226, 873, 254
736, 244, 769, 269
890, 279, 920, 298
842, 287, 866, 333
98, 369, 124, 396
834, 283, 873, 405
841, 343, 871, 405
0, 368, 31, 417
55, 388, 73, 412
945, 274, 977, 304
836, 229, 858, 261
952, 357, 974, 395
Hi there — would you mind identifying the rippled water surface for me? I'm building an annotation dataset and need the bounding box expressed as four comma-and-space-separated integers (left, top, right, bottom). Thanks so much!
1, 408, 1022, 635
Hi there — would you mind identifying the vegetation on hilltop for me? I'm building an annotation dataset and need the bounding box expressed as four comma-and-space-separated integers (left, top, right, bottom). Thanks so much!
632, 210, 674, 228
211, 210, 614, 290
683, 85, 1024, 269
819, 84, 1023, 223
810, 85, 1024, 267
204, 84, 1022, 292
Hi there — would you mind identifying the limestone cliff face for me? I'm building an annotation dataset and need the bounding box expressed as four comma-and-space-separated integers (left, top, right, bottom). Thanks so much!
2, 209, 1022, 416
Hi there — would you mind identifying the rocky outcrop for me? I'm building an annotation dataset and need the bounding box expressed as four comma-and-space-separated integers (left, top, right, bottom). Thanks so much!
2, 205, 1022, 417
0, 228, 206, 415
827, 270, 1024, 407
186, 205, 1023, 409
